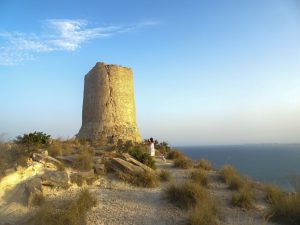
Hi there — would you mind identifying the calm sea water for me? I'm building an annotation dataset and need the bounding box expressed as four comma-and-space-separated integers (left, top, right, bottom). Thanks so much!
178, 144, 300, 191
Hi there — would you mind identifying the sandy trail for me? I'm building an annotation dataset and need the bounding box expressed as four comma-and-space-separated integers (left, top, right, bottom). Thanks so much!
86, 160, 187, 225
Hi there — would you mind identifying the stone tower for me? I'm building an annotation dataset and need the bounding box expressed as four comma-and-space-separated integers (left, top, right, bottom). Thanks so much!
77, 62, 142, 143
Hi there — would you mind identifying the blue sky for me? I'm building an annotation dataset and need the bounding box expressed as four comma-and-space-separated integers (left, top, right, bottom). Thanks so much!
0, 0, 300, 145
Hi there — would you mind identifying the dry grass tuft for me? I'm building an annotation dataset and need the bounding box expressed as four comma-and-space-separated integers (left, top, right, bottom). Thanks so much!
159, 170, 172, 182
195, 159, 213, 171
165, 181, 219, 225
165, 181, 207, 209
47, 140, 73, 157
28, 189, 97, 225
232, 186, 255, 209
263, 184, 283, 204
219, 165, 247, 190
265, 187, 300, 225
116, 170, 160, 188
188, 202, 219, 225
73, 147, 93, 171
173, 156, 193, 169
167, 150, 185, 159
190, 169, 208, 186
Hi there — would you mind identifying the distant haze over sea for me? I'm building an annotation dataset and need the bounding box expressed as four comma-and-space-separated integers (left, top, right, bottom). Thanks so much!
177, 144, 300, 191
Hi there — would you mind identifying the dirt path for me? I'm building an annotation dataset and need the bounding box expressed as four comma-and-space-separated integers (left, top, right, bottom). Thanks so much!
86, 159, 281, 225
86, 160, 187, 225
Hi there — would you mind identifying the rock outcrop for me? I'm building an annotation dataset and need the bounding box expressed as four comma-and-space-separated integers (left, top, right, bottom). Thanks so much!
77, 62, 142, 143
41, 171, 69, 189
107, 153, 154, 176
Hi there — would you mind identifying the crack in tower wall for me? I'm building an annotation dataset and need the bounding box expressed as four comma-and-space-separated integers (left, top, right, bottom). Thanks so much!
77, 62, 142, 143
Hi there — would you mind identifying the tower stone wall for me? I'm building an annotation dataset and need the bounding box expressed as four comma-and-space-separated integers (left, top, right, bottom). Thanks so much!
77, 62, 141, 143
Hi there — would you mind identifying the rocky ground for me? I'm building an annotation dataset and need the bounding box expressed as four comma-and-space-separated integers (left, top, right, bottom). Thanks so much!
0, 153, 281, 225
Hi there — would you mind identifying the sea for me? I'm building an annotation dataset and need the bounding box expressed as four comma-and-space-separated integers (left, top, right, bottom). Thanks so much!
177, 144, 300, 192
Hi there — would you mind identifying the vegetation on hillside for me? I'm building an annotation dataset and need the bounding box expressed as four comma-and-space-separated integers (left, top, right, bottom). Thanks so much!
28, 189, 97, 225
165, 180, 219, 225
219, 165, 256, 209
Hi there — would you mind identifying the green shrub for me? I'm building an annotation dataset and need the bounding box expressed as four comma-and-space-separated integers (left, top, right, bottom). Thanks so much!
28, 189, 97, 225
159, 170, 172, 182
195, 159, 213, 171
127, 145, 156, 169
174, 156, 193, 169
232, 187, 255, 209
190, 169, 208, 186
165, 181, 207, 209
15, 131, 50, 151
155, 141, 171, 155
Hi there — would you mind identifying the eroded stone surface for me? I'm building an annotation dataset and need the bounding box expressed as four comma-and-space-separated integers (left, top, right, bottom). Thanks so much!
77, 62, 141, 143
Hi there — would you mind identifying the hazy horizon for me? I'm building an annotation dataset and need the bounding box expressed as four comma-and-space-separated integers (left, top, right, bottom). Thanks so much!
1, 0, 300, 145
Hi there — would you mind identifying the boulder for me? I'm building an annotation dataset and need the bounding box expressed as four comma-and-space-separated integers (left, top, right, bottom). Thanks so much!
94, 164, 106, 175
25, 177, 43, 207
121, 153, 154, 173
93, 156, 103, 164
4, 168, 15, 176
107, 158, 144, 176
41, 171, 69, 189
37, 149, 48, 156
56, 155, 79, 164
32, 153, 64, 170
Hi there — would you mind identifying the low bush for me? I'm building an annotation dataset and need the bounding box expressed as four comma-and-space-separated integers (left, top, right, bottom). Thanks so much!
135, 171, 160, 187
116, 170, 160, 188
232, 187, 255, 209
15, 131, 50, 151
195, 159, 213, 171
174, 156, 193, 169
188, 202, 219, 225
70, 174, 85, 187
47, 140, 73, 157
267, 189, 300, 224
219, 165, 246, 190
73, 147, 93, 171
167, 150, 184, 159
166, 181, 219, 225
28, 189, 97, 225
1, 144, 30, 168
263, 184, 283, 204
159, 170, 172, 182
219, 165, 238, 182
127, 145, 156, 169
190, 169, 208, 186
154, 141, 171, 155
165, 181, 207, 209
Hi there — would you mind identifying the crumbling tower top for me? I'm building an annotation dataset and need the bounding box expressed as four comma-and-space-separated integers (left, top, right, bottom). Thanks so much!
77, 62, 141, 143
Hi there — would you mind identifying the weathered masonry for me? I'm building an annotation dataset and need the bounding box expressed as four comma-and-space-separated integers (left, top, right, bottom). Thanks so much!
77, 62, 142, 143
